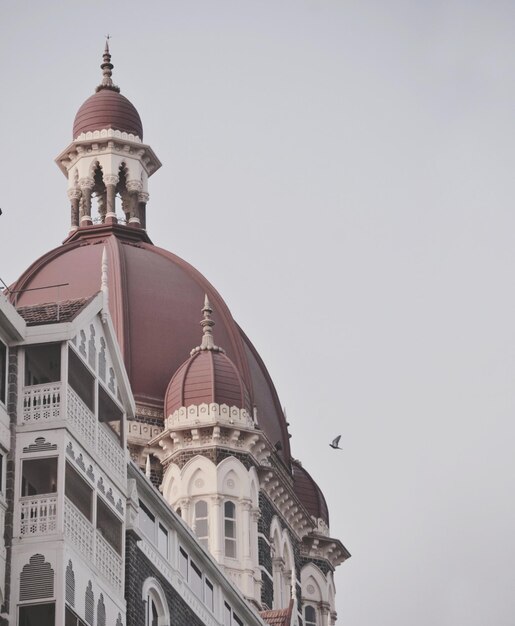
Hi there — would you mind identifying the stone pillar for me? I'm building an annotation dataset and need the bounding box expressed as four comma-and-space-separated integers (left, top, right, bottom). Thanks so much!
241, 499, 252, 563
320, 603, 331, 626
138, 191, 149, 230
127, 180, 142, 227
211, 495, 223, 562
179, 497, 191, 527
104, 175, 119, 225
67, 188, 82, 231
79, 177, 94, 226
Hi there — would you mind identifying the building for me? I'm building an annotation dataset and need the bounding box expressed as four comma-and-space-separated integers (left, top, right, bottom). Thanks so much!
1, 44, 350, 626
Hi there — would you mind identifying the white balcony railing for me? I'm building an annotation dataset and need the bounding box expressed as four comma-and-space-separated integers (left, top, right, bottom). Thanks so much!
67, 386, 96, 450
98, 424, 125, 483
96, 530, 123, 592
22, 382, 62, 424
64, 498, 123, 593
22, 383, 126, 485
64, 498, 94, 560
20, 494, 58, 536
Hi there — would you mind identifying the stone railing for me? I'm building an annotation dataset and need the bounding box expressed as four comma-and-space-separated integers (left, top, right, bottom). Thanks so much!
64, 498, 94, 560
64, 498, 123, 592
68, 386, 96, 450
20, 494, 58, 536
168, 403, 254, 430
22, 382, 62, 424
96, 530, 123, 592
22, 383, 126, 486
98, 424, 126, 485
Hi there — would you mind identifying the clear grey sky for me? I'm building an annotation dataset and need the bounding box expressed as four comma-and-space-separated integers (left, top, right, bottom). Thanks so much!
2, 2, 515, 624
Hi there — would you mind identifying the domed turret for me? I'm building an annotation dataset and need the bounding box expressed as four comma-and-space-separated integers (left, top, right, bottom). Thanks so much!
165, 296, 252, 416
292, 460, 329, 526
73, 41, 143, 139
55, 41, 160, 232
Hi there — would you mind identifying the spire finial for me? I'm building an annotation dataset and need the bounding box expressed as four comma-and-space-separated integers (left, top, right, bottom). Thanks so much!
96, 36, 120, 93
190, 294, 225, 355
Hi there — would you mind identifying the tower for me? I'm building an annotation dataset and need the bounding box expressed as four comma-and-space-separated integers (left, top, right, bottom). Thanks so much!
6, 45, 350, 626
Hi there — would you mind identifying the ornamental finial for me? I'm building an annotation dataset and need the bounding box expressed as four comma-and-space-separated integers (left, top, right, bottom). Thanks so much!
96, 36, 120, 93
190, 294, 225, 355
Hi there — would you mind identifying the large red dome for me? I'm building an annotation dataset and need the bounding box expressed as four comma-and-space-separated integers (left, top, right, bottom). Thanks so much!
10, 225, 291, 462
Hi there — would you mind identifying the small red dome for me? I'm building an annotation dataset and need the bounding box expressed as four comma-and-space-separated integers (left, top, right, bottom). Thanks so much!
73, 89, 143, 139
292, 461, 329, 525
165, 348, 251, 417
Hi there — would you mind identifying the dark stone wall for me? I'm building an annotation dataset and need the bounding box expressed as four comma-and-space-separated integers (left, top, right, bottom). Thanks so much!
165, 447, 255, 471
257, 492, 304, 611
298, 556, 332, 576
125, 532, 205, 626
1, 349, 18, 622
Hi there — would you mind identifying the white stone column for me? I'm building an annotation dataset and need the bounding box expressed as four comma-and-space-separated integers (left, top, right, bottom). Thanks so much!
104, 174, 119, 224
179, 497, 191, 527
211, 495, 223, 562
127, 180, 142, 227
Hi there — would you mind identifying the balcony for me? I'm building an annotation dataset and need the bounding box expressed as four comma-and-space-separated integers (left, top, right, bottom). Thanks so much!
22, 382, 126, 485
64, 498, 123, 592
20, 494, 58, 537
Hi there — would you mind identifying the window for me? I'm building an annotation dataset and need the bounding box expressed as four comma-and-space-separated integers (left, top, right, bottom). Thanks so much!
194, 500, 209, 549
179, 548, 188, 579
224, 602, 232, 626
224, 603, 244, 626
98, 384, 123, 444
158, 523, 168, 558
178, 546, 215, 612
96, 496, 122, 554
190, 560, 203, 599
143, 578, 170, 626
65, 606, 87, 626
139, 500, 156, 542
25, 343, 60, 386
19, 602, 55, 625
22, 458, 57, 496
305, 605, 317, 626
224, 501, 236, 558
68, 348, 94, 411
139, 501, 169, 558
0, 452, 4, 494
204, 579, 214, 612
65, 463, 93, 521
147, 597, 158, 626
0, 341, 6, 405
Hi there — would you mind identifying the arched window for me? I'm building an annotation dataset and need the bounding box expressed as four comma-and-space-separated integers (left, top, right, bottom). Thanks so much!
147, 597, 158, 626
142, 578, 169, 626
194, 500, 209, 549
304, 605, 317, 626
224, 500, 236, 558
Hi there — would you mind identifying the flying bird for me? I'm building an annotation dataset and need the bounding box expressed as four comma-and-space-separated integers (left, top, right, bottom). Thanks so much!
329, 435, 342, 449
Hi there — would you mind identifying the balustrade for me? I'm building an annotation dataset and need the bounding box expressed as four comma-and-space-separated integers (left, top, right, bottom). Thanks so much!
96, 529, 123, 592
22, 383, 126, 484
20, 494, 58, 536
22, 382, 62, 423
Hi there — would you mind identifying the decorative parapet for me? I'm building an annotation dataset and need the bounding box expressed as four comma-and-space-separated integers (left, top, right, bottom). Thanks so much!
168, 403, 254, 430
76, 128, 143, 143
127, 421, 162, 445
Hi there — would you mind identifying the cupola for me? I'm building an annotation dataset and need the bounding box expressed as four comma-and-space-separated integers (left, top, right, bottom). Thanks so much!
55, 40, 161, 232
165, 296, 252, 417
